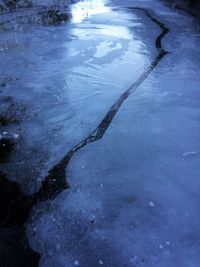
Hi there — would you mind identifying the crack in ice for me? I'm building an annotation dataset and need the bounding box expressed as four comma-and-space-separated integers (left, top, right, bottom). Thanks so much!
0, 7, 171, 266
37, 7, 170, 202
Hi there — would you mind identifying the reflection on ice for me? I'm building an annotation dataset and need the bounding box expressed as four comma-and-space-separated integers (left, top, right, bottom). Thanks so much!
99, 25, 132, 39
71, 0, 110, 23
94, 41, 122, 58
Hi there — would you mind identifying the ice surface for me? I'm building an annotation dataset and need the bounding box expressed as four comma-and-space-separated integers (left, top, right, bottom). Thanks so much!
0, 0, 152, 194
1, 0, 200, 266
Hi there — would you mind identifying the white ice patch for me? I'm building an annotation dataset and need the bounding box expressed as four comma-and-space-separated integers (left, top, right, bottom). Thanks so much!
148, 201, 155, 207
27, 189, 103, 256
182, 151, 198, 158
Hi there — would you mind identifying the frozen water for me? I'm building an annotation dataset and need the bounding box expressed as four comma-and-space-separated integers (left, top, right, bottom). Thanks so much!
1, 0, 200, 266
0, 0, 152, 194
26, 1, 200, 267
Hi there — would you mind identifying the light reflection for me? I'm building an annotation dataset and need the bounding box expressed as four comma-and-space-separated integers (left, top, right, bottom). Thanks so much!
71, 0, 110, 23
94, 41, 122, 58
100, 26, 132, 39
72, 23, 132, 41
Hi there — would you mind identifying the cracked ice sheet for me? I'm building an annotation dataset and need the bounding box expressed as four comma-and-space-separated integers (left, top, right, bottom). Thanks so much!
0, 1, 156, 194
27, 1, 200, 266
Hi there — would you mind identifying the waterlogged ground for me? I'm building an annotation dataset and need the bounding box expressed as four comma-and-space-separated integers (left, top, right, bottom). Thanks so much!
0, 0, 200, 266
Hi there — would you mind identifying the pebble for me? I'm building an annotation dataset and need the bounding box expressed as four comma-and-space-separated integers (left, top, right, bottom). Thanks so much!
74, 260, 79, 266
166, 241, 170, 246
13, 133, 19, 139
149, 201, 155, 207
99, 260, 103, 265
3, 132, 7, 135
90, 214, 96, 221
159, 244, 163, 249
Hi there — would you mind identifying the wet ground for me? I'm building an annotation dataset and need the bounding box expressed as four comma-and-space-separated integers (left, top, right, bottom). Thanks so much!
0, 0, 200, 266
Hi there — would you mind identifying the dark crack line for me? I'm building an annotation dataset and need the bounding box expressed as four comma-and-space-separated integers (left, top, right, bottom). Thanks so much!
37, 7, 170, 202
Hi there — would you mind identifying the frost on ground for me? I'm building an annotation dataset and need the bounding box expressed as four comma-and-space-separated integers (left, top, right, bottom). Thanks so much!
0, 0, 72, 10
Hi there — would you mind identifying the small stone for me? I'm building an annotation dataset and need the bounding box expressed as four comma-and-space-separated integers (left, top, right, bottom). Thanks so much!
100, 184, 103, 187
166, 241, 170, 246
74, 260, 79, 266
99, 260, 103, 265
13, 133, 19, 139
159, 244, 163, 249
90, 214, 96, 223
3, 132, 7, 135
149, 201, 155, 207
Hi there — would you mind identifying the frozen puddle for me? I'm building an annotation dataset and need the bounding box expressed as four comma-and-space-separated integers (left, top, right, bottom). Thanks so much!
1, 0, 200, 266
0, 0, 153, 194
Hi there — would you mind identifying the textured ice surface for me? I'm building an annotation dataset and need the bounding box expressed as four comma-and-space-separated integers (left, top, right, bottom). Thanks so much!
0, 0, 152, 194
26, 0, 200, 267
1, 0, 200, 266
